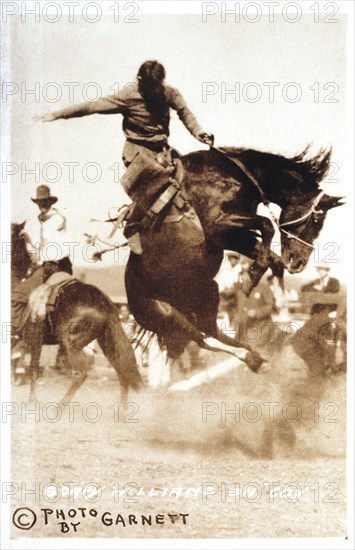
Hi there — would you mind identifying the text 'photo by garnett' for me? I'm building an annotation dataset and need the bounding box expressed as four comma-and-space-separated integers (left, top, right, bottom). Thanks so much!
0, 1, 354, 548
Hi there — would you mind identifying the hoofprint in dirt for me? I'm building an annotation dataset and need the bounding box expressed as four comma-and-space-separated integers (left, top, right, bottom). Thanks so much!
10, 349, 346, 539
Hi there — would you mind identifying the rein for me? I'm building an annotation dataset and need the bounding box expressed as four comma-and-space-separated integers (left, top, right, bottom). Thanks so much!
83, 234, 128, 261
84, 210, 130, 260
278, 190, 325, 249
211, 146, 270, 206
211, 146, 324, 251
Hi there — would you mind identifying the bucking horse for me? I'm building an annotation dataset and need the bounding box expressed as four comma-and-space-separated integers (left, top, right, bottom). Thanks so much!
122, 145, 343, 369
12, 144, 343, 401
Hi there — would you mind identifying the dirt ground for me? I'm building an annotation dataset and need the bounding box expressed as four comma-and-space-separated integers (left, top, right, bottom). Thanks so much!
10, 345, 347, 540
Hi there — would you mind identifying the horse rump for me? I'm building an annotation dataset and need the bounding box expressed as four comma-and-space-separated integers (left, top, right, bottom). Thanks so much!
57, 285, 142, 392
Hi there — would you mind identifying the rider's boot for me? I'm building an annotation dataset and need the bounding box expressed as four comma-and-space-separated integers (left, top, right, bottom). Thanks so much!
123, 175, 178, 254
123, 203, 144, 254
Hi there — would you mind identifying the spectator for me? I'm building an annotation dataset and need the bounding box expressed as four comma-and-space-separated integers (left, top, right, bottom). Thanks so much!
266, 274, 290, 321
301, 260, 340, 314
11, 185, 72, 382
119, 304, 148, 369
216, 252, 242, 328
119, 304, 140, 341
235, 258, 276, 355
23, 185, 72, 280
294, 260, 343, 375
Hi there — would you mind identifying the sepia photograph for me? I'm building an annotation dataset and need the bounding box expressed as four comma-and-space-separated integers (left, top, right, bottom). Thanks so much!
1, 0, 354, 547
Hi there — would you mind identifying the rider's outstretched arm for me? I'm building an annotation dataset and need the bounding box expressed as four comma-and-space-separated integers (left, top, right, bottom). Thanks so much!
166, 86, 213, 145
36, 95, 125, 122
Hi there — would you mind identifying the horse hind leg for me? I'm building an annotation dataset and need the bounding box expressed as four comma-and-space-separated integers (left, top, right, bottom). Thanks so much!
126, 256, 263, 371
131, 295, 207, 358
195, 279, 264, 372
57, 344, 91, 406
130, 293, 263, 372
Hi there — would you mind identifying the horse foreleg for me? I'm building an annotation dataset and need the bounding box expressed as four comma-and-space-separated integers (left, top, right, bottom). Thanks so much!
240, 216, 276, 293
215, 213, 282, 294
215, 212, 274, 248
269, 250, 285, 286
244, 246, 284, 295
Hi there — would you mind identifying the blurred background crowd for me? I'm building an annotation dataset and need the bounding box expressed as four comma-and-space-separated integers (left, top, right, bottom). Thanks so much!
60, 251, 345, 388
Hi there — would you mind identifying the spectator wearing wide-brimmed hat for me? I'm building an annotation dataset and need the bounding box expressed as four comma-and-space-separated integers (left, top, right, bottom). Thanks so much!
22, 185, 72, 282
31, 184, 58, 206
301, 259, 340, 314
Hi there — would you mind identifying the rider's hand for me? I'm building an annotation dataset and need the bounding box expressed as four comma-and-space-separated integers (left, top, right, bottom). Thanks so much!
33, 112, 56, 122
197, 131, 214, 147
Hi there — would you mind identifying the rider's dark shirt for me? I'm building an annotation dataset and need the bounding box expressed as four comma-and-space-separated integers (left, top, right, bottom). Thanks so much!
52, 82, 203, 143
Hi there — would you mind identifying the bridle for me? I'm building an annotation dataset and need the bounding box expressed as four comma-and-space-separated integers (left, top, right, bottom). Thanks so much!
278, 190, 325, 250
211, 146, 325, 251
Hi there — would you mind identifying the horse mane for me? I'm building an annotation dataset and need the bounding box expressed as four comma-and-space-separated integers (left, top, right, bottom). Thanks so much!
184, 145, 332, 195
219, 145, 332, 191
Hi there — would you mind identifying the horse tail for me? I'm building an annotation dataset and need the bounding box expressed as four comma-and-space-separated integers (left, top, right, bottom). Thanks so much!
98, 304, 142, 392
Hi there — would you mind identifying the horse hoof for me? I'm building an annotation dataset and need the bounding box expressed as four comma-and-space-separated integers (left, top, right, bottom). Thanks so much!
244, 351, 264, 373
272, 263, 285, 281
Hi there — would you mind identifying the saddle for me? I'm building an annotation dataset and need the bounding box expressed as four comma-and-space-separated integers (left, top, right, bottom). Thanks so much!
28, 272, 77, 323
122, 148, 203, 238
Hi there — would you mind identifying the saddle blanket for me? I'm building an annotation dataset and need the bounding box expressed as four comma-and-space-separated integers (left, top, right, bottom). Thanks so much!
28, 272, 76, 322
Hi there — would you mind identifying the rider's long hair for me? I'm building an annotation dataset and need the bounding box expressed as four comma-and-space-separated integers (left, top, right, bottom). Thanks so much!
137, 60, 168, 119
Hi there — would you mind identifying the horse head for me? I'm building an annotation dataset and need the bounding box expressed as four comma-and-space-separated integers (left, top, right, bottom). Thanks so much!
11, 221, 32, 281
279, 192, 345, 273
265, 146, 344, 273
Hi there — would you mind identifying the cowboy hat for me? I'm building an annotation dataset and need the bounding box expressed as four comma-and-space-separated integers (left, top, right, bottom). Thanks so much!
31, 185, 58, 205
315, 260, 331, 271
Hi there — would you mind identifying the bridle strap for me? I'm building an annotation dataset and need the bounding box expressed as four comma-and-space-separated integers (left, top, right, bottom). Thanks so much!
211, 146, 326, 251
211, 146, 270, 206
279, 191, 325, 229
278, 190, 326, 249
278, 229, 315, 249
